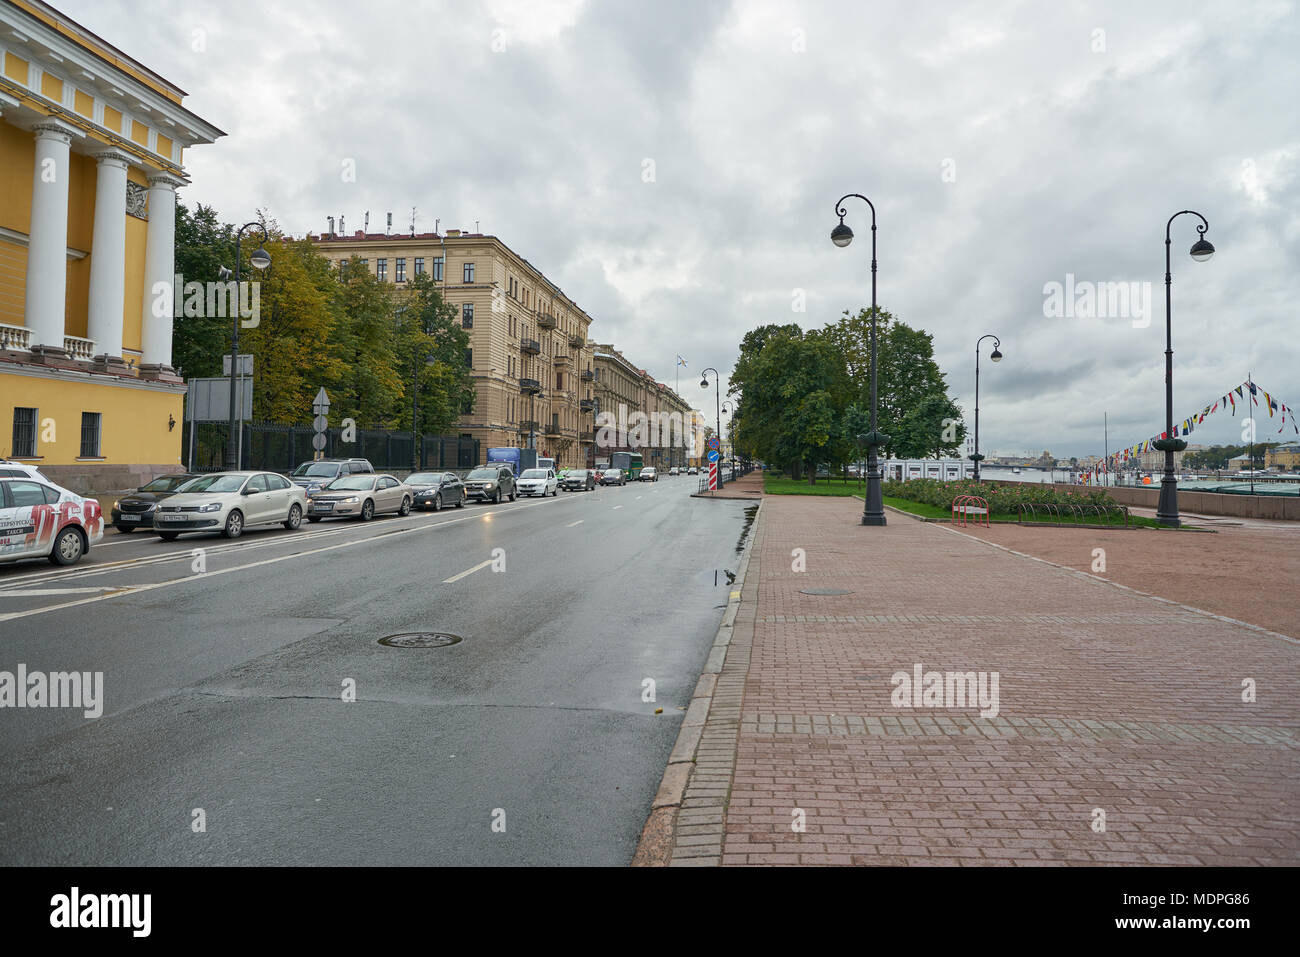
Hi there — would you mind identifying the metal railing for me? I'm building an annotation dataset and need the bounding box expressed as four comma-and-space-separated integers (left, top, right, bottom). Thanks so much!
1016, 502, 1131, 527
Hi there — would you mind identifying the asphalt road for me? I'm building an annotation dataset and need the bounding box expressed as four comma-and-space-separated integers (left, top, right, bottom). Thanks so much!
0, 475, 754, 865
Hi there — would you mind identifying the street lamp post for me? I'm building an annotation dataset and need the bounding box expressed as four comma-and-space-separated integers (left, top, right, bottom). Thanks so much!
701, 368, 722, 488
1155, 211, 1215, 527
221, 222, 272, 471
972, 334, 1002, 482
831, 193, 887, 525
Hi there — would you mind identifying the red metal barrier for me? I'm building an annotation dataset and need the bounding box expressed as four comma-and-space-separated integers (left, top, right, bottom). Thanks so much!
951, 494, 990, 528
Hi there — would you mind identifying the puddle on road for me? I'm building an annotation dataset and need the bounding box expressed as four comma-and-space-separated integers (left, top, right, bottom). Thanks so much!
735, 504, 758, 555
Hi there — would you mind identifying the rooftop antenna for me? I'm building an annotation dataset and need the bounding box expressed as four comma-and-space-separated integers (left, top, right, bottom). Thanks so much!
386, 212, 392, 235
410, 206, 416, 237
435, 217, 440, 235
364, 210, 369, 234
475, 220, 480, 233
339, 214, 345, 234
327, 215, 334, 237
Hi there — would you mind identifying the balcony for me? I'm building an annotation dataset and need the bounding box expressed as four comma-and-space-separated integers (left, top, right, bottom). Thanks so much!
579, 431, 594, 443
519, 420, 539, 433
519, 378, 541, 394
64, 335, 96, 361
537, 312, 556, 330
568, 332, 584, 348
520, 337, 540, 355
553, 353, 571, 367
580, 370, 595, 382
580, 399, 595, 413
0, 323, 31, 351
544, 421, 562, 436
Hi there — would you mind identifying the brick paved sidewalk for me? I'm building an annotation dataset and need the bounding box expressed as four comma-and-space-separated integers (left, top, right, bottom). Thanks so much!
666, 496, 1299, 866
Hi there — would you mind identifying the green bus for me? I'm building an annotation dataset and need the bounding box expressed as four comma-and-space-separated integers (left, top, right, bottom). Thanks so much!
610, 451, 644, 480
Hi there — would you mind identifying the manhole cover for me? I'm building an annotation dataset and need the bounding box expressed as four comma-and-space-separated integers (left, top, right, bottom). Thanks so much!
378, 632, 463, 648
800, 588, 853, 595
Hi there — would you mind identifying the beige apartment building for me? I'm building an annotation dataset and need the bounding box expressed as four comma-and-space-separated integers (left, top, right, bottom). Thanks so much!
591, 342, 698, 470
313, 228, 596, 468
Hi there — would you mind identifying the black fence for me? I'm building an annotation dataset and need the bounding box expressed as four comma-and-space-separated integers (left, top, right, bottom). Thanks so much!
183, 421, 480, 474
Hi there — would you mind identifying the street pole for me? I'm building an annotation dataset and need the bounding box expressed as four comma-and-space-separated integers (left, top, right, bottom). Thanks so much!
224, 222, 270, 471
1155, 211, 1214, 527
973, 335, 1002, 482
1104, 411, 1109, 488
831, 194, 887, 526
702, 367, 722, 488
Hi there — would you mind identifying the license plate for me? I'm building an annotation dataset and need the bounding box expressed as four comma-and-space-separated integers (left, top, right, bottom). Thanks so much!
312, 503, 333, 511
119, 514, 140, 522
157, 514, 184, 522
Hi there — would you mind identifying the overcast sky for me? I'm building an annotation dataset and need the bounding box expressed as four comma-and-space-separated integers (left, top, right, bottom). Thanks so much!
62, 0, 1299, 457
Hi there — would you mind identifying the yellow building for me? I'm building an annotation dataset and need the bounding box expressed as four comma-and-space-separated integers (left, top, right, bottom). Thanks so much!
314, 228, 598, 469
0, 0, 222, 491
590, 343, 697, 469
1265, 443, 1300, 471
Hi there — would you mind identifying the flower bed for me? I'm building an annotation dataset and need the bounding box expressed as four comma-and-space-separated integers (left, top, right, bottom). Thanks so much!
886, 478, 1114, 515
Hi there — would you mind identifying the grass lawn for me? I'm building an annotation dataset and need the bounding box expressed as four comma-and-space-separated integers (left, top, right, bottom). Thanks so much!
882, 496, 1175, 529
764, 475, 865, 496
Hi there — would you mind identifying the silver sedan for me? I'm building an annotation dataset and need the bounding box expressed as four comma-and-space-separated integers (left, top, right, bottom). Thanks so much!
306, 473, 412, 522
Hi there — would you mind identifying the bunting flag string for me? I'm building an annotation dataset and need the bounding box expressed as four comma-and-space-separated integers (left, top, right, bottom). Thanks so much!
1106, 377, 1298, 471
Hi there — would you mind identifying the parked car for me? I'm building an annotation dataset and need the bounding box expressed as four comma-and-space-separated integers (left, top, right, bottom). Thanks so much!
669, 467, 679, 476
560, 469, 596, 491
110, 472, 201, 532
0, 460, 54, 482
407, 472, 466, 511
600, 468, 626, 486
517, 468, 558, 497
154, 471, 306, 540
288, 457, 374, 494
639, 467, 658, 482
307, 474, 411, 521
687, 466, 698, 475
0, 476, 104, 566
463, 466, 516, 503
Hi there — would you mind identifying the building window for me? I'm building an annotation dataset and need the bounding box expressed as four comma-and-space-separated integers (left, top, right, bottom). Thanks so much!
80, 412, 102, 458
376, 258, 387, 281
11, 407, 37, 457
463, 262, 475, 283
360, 259, 369, 271
395, 258, 406, 283
462, 303, 474, 328
432, 257, 444, 281
465, 348, 473, 368
556, 372, 563, 390
414, 257, 424, 276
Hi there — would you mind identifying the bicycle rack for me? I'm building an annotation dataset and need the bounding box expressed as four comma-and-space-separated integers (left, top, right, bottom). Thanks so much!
951, 495, 990, 528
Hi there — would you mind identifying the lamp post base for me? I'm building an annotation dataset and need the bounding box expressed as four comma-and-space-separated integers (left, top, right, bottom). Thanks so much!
1156, 475, 1181, 527
861, 473, 887, 526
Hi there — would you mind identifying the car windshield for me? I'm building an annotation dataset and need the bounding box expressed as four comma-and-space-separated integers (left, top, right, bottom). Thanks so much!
406, 473, 441, 485
520, 469, 547, 479
326, 476, 375, 490
569, 470, 587, 478
467, 469, 497, 480
141, 475, 192, 492
179, 474, 247, 494
292, 463, 340, 477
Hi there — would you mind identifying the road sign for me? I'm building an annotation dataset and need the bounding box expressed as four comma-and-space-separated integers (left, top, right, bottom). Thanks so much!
311, 433, 327, 451
312, 387, 330, 415
708, 449, 719, 463
707, 436, 720, 451
222, 353, 254, 376
185, 377, 252, 421
708, 462, 718, 490
313, 414, 328, 432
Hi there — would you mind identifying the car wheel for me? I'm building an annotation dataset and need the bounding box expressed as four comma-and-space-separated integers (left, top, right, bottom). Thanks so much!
308, 516, 322, 523
432, 493, 442, 512
492, 490, 500, 504
360, 499, 375, 521
158, 531, 179, 541
509, 490, 516, 501
455, 494, 465, 508
399, 496, 412, 516
49, 526, 85, 566
115, 525, 135, 534
284, 503, 303, 530
223, 510, 244, 539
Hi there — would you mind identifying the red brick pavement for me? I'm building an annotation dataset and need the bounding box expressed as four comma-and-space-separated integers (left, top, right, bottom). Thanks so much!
713, 497, 1299, 866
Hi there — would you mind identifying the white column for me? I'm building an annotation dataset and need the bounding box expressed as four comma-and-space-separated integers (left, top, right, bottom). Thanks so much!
23, 120, 79, 352
86, 151, 131, 359
139, 172, 184, 371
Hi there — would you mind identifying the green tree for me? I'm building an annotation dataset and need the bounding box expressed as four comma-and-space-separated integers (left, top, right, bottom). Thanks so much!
392, 272, 475, 436
328, 255, 403, 428
891, 393, 967, 459
172, 203, 235, 380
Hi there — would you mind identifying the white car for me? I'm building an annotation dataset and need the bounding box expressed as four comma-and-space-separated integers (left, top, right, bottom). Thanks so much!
154, 471, 307, 540
639, 467, 658, 482
0, 476, 104, 566
516, 468, 558, 497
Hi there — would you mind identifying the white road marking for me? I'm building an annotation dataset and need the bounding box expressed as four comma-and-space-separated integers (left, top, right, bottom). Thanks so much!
566, 520, 583, 527
443, 558, 494, 583
0, 586, 118, 596
612, 505, 623, 510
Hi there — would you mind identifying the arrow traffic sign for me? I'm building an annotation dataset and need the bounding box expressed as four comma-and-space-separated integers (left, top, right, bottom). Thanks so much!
708, 450, 719, 462
312, 387, 330, 415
